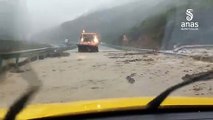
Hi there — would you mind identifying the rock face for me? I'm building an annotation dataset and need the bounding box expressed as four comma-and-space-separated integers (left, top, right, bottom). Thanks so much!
125, 0, 213, 50
31, 0, 213, 49
161, 1, 213, 49
30, 0, 166, 44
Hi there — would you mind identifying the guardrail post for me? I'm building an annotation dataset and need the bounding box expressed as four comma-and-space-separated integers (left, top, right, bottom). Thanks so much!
29, 54, 32, 63
0, 57, 2, 72
44, 54, 46, 59
15, 56, 19, 68
36, 55, 39, 60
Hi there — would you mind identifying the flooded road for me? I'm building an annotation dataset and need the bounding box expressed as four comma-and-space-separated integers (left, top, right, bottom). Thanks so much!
0, 46, 213, 108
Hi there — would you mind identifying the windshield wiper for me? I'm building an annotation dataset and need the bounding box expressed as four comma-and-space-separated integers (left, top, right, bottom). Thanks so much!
3, 69, 213, 120
146, 69, 213, 111
4, 86, 39, 120
4, 67, 41, 120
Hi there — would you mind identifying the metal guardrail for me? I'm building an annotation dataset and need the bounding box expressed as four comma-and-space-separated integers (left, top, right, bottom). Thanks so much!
0, 47, 52, 58
103, 43, 213, 56
0, 44, 78, 71
102, 43, 155, 53
174, 45, 213, 52
102, 43, 176, 54
0, 47, 54, 70
102, 43, 203, 57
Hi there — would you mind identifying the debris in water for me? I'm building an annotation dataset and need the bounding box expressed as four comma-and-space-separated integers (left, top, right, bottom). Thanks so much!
192, 55, 213, 63
126, 73, 136, 84
10, 68, 25, 73
182, 69, 213, 81
143, 58, 154, 62
122, 59, 142, 64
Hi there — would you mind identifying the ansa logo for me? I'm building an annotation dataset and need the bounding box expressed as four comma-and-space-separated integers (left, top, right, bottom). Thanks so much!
181, 9, 199, 30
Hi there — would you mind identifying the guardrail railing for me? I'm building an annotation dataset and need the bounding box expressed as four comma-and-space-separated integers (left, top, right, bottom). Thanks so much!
102, 43, 155, 52
174, 45, 213, 52
0, 47, 54, 71
0, 44, 78, 71
102, 43, 213, 56
102, 43, 175, 55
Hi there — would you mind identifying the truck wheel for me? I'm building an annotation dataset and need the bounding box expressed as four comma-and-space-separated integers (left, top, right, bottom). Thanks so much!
78, 47, 82, 52
95, 47, 99, 52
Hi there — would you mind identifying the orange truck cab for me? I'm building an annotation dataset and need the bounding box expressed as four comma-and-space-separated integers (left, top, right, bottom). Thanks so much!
77, 30, 99, 52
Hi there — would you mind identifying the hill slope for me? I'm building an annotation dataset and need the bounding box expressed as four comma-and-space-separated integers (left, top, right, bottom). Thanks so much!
32, 0, 213, 50
31, 0, 166, 44
124, 0, 213, 49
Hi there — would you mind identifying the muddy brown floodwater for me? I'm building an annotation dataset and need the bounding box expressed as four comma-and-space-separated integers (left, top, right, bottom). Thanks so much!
0, 47, 213, 108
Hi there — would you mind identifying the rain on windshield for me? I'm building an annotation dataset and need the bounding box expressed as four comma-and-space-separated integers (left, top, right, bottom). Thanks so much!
0, 0, 213, 108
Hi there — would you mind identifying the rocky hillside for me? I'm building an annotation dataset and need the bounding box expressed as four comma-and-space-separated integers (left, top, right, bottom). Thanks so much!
31, 0, 165, 44
32, 0, 213, 50
124, 0, 213, 49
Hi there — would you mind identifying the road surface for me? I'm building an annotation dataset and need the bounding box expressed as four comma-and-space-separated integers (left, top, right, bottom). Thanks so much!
0, 46, 213, 108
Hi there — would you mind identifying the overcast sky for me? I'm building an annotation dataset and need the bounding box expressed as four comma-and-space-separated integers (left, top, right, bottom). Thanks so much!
26, 0, 133, 33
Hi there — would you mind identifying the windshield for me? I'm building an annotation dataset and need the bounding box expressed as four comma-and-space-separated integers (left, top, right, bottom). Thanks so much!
82, 34, 95, 42
0, 0, 213, 110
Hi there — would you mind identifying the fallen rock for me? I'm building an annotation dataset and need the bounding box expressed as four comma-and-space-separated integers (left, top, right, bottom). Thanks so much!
10, 68, 25, 73
143, 58, 154, 62
91, 87, 100, 89
193, 86, 203, 91
192, 55, 213, 63
165, 71, 169, 74
182, 69, 213, 81
126, 73, 136, 84
124, 53, 144, 56
122, 59, 142, 63
109, 56, 125, 59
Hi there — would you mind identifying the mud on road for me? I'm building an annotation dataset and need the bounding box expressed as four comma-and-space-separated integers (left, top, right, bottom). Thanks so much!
0, 50, 213, 108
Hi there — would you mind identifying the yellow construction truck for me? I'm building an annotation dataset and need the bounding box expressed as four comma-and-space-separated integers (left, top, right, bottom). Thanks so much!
77, 30, 99, 52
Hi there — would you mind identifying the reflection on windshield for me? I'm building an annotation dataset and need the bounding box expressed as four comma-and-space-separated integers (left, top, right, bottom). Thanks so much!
0, 0, 213, 110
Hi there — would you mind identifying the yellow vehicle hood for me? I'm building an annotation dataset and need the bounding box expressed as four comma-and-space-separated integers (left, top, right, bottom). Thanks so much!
1, 97, 213, 120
